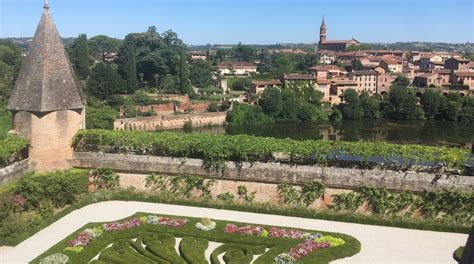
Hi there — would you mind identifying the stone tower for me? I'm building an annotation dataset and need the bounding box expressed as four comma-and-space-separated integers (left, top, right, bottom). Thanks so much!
319, 17, 327, 44
7, 1, 85, 172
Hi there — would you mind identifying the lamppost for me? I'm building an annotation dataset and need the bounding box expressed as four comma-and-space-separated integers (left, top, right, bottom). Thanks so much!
139, 73, 144, 88
154, 74, 160, 91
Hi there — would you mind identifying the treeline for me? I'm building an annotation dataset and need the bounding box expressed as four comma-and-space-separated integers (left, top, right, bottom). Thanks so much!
227, 87, 328, 126
338, 87, 474, 122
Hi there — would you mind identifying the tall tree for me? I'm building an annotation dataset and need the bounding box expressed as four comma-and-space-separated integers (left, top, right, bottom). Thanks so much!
341, 89, 364, 119
70, 34, 90, 79
119, 44, 138, 93
88, 35, 121, 59
86, 62, 125, 100
392, 76, 411, 87
420, 90, 441, 119
179, 51, 192, 95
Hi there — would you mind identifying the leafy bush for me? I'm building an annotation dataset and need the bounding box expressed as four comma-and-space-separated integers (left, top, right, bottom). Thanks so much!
74, 129, 473, 172
14, 170, 89, 209
0, 212, 42, 240
0, 136, 29, 167
217, 192, 235, 202
145, 174, 214, 199
90, 168, 120, 190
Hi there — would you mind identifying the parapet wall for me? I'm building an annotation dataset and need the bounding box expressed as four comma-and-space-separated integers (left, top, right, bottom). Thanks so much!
114, 112, 227, 131
71, 152, 473, 192
0, 159, 32, 185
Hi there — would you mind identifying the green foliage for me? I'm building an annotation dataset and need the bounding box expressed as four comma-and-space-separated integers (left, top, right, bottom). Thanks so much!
179, 51, 192, 95
233, 43, 257, 62
258, 87, 327, 124
14, 170, 89, 209
226, 103, 272, 126
145, 174, 214, 199
330, 187, 473, 225
383, 86, 425, 120
179, 236, 208, 264
231, 78, 252, 91
90, 168, 120, 190
0, 212, 42, 240
190, 60, 213, 88
69, 34, 90, 79
0, 101, 12, 139
217, 192, 235, 202
0, 136, 29, 167
86, 106, 119, 130
183, 121, 193, 133
277, 182, 325, 207
392, 76, 411, 87
0, 41, 23, 98
341, 89, 364, 119
86, 62, 126, 100
237, 185, 256, 203
88, 35, 121, 59
351, 60, 364, 71
74, 129, 472, 172
119, 44, 139, 92
207, 102, 219, 112
420, 90, 441, 120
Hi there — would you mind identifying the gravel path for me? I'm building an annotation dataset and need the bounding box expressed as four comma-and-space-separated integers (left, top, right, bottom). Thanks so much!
0, 201, 467, 263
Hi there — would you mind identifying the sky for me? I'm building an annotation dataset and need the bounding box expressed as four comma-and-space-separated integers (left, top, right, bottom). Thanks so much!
0, 0, 473, 45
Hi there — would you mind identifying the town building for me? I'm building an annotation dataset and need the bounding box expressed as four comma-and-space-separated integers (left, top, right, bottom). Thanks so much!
317, 17, 360, 52
251, 80, 282, 95
452, 72, 474, 90
348, 70, 378, 94
413, 73, 439, 87
307, 65, 346, 79
444, 57, 470, 71
216, 61, 257, 76
377, 73, 397, 96
380, 58, 403, 73
282, 73, 317, 90
317, 50, 337, 64
190, 51, 207, 61
316, 79, 331, 102
329, 79, 358, 104
419, 55, 444, 71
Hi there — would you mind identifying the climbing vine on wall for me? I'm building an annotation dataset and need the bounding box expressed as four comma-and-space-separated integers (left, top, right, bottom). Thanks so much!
277, 181, 325, 207
145, 174, 215, 199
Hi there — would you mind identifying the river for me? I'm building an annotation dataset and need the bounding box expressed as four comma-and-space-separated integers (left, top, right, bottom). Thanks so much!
172, 119, 474, 149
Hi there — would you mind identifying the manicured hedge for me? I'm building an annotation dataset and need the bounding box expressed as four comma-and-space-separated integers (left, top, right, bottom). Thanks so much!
31, 213, 361, 264
0, 136, 29, 167
73, 129, 472, 172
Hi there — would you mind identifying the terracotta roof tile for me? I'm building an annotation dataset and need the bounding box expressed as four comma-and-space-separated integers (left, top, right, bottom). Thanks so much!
8, 7, 84, 112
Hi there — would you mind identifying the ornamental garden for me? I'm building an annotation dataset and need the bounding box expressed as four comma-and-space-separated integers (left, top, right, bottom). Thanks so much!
33, 213, 359, 264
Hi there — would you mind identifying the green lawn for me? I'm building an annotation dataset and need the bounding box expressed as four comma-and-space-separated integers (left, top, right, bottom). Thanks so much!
32, 213, 360, 264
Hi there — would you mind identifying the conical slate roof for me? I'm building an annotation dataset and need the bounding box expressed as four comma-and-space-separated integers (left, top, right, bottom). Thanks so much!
8, 5, 84, 112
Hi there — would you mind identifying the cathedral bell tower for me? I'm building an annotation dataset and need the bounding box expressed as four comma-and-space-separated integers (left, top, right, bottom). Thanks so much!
7, 0, 86, 172
319, 16, 327, 44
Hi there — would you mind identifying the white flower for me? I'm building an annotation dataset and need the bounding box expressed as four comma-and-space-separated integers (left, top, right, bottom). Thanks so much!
195, 221, 216, 231
39, 253, 69, 264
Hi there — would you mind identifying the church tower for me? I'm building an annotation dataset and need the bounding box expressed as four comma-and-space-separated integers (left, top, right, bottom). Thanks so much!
7, 0, 85, 172
319, 16, 327, 44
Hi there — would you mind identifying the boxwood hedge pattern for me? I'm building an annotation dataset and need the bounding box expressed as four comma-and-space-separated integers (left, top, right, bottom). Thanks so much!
32, 213, 360, 264
73, 129, 472, 172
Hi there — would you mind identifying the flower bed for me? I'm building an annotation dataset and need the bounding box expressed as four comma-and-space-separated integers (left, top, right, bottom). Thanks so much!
35, 213, 359, 264
65, 215, 188, 252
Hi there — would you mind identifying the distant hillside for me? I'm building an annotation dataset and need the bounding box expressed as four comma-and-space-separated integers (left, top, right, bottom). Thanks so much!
1, 37, 75, 49
370, 42, 474, 53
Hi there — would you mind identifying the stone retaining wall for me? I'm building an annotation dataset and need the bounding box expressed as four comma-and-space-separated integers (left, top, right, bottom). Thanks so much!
0, 159, 32, 185
72, 152, 473, 192
114, 112, 227, 131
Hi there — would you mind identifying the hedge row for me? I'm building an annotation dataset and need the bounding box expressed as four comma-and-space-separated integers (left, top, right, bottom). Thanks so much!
73, 129, 472, 171
0, 136, 29, 167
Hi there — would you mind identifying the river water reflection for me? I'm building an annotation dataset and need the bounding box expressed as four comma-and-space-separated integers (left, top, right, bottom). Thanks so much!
174, 120, 474, 149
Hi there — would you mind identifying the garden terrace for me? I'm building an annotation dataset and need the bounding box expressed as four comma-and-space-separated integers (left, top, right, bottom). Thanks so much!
32, 213, 360, 264
0, 136, 29, 168
73, 130, 473, 173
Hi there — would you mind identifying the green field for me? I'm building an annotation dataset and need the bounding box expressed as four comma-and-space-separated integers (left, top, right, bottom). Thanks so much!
33, 213, 360, 264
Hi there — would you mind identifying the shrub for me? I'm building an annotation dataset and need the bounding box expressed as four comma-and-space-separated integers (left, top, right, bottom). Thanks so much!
90, 168, 120, 190
0, 136, 29, 167
217, 192, 235, 202
0, 212, 42, 240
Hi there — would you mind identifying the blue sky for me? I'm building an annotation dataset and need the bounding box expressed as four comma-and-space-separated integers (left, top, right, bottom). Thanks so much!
0, 0, 473, 44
